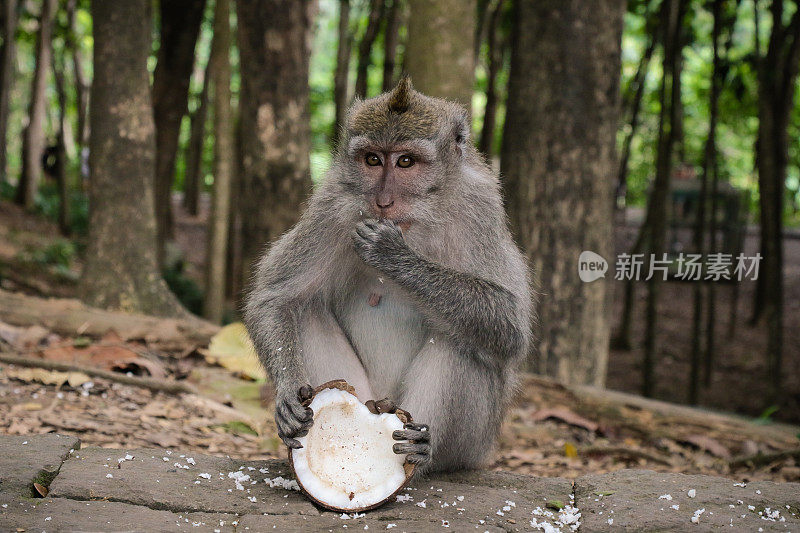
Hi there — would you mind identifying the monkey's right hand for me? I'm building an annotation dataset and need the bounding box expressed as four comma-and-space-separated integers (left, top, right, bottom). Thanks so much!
275, 383, 314, 449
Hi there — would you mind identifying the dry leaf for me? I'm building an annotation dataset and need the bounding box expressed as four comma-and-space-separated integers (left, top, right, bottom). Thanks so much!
33, 482, 48, 497
680, 434, 731, 459
564, 442, 578, 458
4, 367, 92, 388
199, 322, 264, 380
532, 407, 600, 433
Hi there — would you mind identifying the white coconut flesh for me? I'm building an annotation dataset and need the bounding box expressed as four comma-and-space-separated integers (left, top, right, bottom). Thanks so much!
291, 387, 410, 511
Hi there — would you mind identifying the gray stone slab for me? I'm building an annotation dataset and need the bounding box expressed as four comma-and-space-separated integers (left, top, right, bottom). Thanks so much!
576, 469, 800, 532
0, 497, 241, 532
0, 433, 80, 497
49, 446, 320, 516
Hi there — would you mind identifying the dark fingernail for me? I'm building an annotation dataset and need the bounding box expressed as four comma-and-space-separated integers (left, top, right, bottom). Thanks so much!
392, 430, 404, 439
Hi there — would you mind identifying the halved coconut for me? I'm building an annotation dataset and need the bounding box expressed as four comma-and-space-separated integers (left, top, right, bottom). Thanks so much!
289, 380, 415, 512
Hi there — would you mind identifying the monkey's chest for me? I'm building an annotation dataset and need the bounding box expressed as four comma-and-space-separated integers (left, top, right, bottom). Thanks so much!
333, 277, 428, 396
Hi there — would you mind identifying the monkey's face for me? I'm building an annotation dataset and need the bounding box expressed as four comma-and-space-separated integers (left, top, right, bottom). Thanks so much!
348, 138, 441, 226
338, 77, 471, 229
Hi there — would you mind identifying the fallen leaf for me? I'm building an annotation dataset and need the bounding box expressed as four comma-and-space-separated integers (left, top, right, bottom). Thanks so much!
33, 482, 48, 497
564, 442, 578, 458
680, 434, 731, 459
4, 367, 92, 388
532, 407, 599, 433
199, 323, 264, 380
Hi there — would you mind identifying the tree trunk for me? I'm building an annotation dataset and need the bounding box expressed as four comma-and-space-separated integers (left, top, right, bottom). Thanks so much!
0, 0, 19, 186
642, 0, 685, 398
236, 0, 315, 288
332, 0, 352, 143
500, 0, 623, 386
81, 0, 186, 318
183, 50, 213, 217
16, 0, 56, 209
406, 0, 477, 110
690, 0, 723, 403
354, 0, 383, 99
152, 0, 207, 265
66, 0, 89, 149
53, 42, 70, 236
204, 0, 234, 324
478, 0, 505, 156
756, 0, 800, 403
382, 0, 403, 91
616, 31, 656, 209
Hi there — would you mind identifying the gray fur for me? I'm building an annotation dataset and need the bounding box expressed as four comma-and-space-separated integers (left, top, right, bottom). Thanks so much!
244, 80, 533, 474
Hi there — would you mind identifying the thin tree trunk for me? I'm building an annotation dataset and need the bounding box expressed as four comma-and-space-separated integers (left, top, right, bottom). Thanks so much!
354, 0, 383, 99
691, 0, 723, 402
236, 0, 315, 289
478, 0, 505, 156
702, 0, 723, 389
756, 0, 800, 403
152, 0, 207, 266
0, 0, 19, 185
81, 0, 186, 318
204, 0, 234, 324
616, 33, 656, 209
382, 0, 402, 91
406, 0, 476, 110
183, 51, 213, 217
332, 0, 352, 143
16, 0, 57, 209
66, 0, 88, 148
53, 42, 70, 236
501, 0, 623, 386
643, 0, 685, 398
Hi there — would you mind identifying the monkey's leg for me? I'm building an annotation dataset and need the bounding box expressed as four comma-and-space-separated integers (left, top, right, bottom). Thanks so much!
300, 309, 375, 402
398, 339, 503, 474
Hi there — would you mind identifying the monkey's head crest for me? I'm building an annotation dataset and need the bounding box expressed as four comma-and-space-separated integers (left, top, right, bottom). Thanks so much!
345, 76, 466, 144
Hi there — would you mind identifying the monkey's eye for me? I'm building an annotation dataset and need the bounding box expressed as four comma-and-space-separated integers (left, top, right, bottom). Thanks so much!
365, 153, 382, 166
397, 155, 415, 168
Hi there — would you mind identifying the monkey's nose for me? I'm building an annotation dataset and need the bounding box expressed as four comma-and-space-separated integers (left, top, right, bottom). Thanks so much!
376, 199, 394, 209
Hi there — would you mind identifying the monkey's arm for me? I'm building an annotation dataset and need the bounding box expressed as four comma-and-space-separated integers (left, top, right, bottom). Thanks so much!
353, 219, 527, 366
244, 230, 319, 448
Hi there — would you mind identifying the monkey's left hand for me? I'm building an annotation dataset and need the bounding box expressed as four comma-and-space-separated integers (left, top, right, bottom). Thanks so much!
367, 397, 432, 468
353, 218, 410, 269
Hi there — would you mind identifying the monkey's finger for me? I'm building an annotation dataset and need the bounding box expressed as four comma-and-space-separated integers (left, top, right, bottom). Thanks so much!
392, 429, 430, 442
354, 225, 378, 242
393, 442, 430, 455
279, 432, 303, 449
276, 407, 313, 435
374, 397, 397, 413
404, 422, 429, 432
280, 397, 313, 422
297, 384, 314, 402
406, 453, 431, 465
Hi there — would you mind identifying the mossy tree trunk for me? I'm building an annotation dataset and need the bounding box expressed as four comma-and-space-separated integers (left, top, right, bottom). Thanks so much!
152, 0, 206, 265
236, 0, 315, 288
204, 0, 234, 324
81, 0, 185, 318
0, 0, 19, 185
16, 0, 56, 209
406, 0, 476, 111
501, 0, 624, 386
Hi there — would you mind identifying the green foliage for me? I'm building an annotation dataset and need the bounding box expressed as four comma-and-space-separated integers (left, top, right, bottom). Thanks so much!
29, 239, 76, 269
755, 404, 779, 424
162, 264, 204, 316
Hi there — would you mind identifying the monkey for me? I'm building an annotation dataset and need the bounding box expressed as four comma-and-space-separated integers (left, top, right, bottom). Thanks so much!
244, 76, 532, 474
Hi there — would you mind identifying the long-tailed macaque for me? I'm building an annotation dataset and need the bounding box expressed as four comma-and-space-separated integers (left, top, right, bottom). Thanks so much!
244, 77, 532, 473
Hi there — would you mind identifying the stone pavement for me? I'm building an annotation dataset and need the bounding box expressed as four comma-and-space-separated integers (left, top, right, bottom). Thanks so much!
0, 434, 798, 532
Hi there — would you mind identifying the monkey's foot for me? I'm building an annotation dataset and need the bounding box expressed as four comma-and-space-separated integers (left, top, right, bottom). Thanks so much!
393, 422, 431, 466
275, 384, 314, 449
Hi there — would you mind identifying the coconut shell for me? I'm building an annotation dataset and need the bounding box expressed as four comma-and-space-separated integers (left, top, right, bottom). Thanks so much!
288, 379, 417, 512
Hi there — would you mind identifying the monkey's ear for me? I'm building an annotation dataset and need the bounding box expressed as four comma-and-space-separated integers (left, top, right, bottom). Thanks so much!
453, 111, 470, 149
388, 75, 413, 113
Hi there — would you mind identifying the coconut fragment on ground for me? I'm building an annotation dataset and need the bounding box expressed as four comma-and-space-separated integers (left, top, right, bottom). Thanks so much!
289, 380, 415, 512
